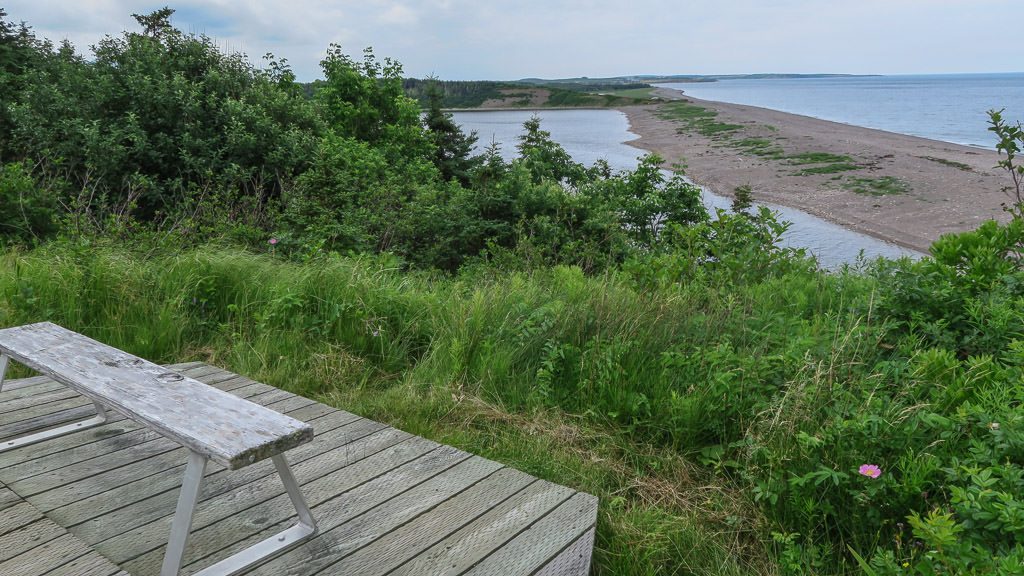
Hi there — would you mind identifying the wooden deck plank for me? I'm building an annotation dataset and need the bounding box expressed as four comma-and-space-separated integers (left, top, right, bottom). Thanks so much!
242, 453, 501, 576
390, 480, 576, 576
0, 363, 599, 576
0, 393, 99, 425
0, 516, 66, 562
0, 386, 81, 414
323, 468, 537, 576
0, 374, 65, 396
534, 527, 597, 576
0, 492, 129, 576
0, 532, 97, 576
45, 553, 126, 576
463, 493, 599, 576
0, 403, 103, 441
0, 500, 43, 537
0, 483, 22, 510
0, 522, 126, 573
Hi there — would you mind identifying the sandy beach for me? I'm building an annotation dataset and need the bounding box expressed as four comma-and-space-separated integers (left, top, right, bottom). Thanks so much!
620, 88, 1010, 252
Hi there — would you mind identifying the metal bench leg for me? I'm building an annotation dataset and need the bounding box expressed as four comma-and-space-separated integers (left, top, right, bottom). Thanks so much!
0, 354, 110, 453
162, 452, 318, 576
0, 353, 8, 392
162, 451, 208, 576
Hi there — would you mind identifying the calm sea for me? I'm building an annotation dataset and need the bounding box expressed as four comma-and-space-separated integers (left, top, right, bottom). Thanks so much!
655, 73, 1024, 148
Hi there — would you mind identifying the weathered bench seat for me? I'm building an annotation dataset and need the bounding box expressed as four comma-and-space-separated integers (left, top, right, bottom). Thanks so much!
0, 322, 318, 576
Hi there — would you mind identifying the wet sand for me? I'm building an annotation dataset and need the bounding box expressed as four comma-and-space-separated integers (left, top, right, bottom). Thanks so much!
620, 88, 1010, 252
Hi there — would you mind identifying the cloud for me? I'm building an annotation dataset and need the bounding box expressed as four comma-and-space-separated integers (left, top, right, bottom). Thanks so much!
376, 3, 418, 26
4, 0, 1022, 81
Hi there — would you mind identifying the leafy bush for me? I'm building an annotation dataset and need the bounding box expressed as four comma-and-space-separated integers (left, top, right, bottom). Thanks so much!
877, 218, 1024, 358
0, 162, 58, 242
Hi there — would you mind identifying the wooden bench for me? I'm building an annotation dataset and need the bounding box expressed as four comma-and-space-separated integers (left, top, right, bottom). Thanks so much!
0, 322, 318, 576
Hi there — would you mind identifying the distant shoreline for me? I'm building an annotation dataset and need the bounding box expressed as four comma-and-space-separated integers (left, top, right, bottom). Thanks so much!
617, 89, 1008, 252
442, 106, 612, 113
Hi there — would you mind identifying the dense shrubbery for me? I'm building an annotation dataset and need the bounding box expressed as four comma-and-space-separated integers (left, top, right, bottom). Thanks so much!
4, 8, 1024, 575
0, 9, 705, 273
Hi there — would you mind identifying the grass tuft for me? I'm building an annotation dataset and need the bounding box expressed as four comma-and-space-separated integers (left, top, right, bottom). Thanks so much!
795, 162, 862, 175
843, 176, 911, 196
920, 155, 974, 172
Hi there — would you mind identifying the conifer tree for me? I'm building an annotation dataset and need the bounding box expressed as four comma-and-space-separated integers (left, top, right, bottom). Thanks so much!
423, 79, 480, 186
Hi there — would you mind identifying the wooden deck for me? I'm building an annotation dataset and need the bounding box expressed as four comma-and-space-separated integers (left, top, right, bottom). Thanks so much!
0, 362, 598, 576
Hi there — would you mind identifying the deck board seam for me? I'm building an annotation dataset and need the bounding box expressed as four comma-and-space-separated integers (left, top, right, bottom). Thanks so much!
450, 489, 588, 575
380, 477, 547, 576
309, 463, 510, 576
525, 521, 598, 576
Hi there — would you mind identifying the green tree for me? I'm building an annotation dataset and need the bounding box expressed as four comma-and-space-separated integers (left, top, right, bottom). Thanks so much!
131, 6, 174, 38
422, 79, 480, 186
0, 9, 41, 159
596, 154, 707, 250
516, 116, 583, 185
316, 46, 426, 152
4, 8, 321, 225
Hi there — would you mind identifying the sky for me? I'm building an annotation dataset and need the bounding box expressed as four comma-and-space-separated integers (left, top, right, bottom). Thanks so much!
5, 1, 1023, 82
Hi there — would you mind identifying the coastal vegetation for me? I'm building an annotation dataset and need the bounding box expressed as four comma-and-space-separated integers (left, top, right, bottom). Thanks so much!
844, 176, 912, 197
657, 101, 862, 174
794, 162, 861, 176
920, 156, 974, 172
3, 9, 1024, 575
656, 100, 744, 137
655, 100, 923, 198
400, 78, 658, 109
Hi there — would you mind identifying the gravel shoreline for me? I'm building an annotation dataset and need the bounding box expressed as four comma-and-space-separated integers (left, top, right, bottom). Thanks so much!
619, 88, 1010, 252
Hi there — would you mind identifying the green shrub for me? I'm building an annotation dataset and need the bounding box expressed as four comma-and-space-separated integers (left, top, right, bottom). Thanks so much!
0, 162, 58, 242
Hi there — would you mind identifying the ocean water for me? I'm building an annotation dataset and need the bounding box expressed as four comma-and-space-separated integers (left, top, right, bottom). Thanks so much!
655, 73, 1024, 148
453, 109, 919, 268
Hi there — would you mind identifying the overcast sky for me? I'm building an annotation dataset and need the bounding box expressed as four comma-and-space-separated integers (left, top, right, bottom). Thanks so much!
5, 1, 1023, 82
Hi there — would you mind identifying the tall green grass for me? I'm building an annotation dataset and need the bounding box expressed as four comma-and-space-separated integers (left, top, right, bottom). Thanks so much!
0, 243, 779, 575
6, 242, 1017, 574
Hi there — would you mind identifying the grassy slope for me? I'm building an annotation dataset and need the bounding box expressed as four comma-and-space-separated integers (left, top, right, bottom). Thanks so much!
0, 244, 782, 575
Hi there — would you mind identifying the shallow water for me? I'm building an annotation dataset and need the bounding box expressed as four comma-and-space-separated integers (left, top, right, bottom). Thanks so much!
453, 109, 921, 268
655, 73, 1024, 148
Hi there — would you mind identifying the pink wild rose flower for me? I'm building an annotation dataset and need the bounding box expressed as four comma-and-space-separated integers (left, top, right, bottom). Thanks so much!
269, 237, 279, 245
858, 464, 882, 479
